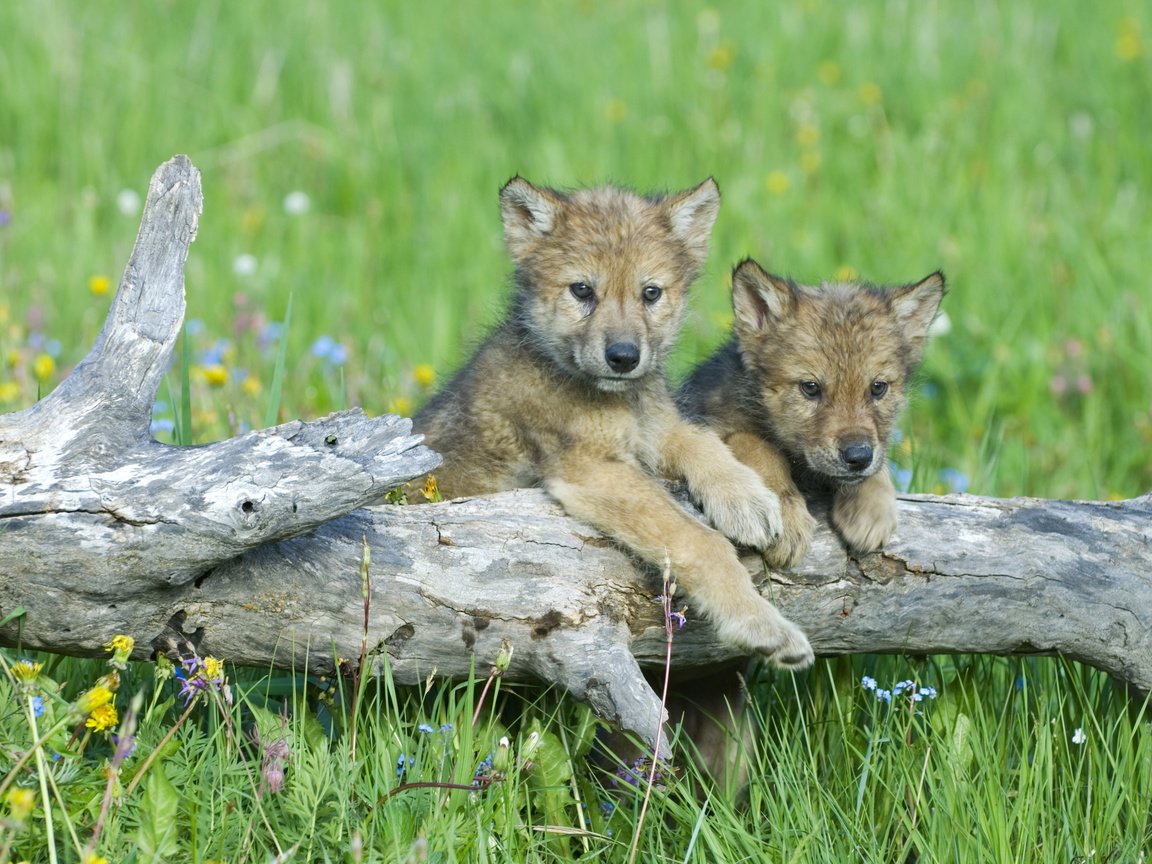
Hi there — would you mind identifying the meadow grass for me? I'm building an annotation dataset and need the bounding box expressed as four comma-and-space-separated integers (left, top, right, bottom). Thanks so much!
1, 1, 1150, 861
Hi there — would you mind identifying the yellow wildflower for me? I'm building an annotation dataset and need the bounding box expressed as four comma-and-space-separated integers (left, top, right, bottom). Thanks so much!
0, 380, 20, 402
707, 42, 735, 71
84, 854, 110, 864
1116, 18, 1141, 60
765, 171, 791, 196
89, 275, 111, 296
0, 302, 9, 325
11, 658, 43, 684
795, 123, 820, 148
818, 60, 842, 86
6, 348, 19, 368
413, 363, 436, 389
85, 702, 118, 732
104, 634, 135, 669
32, 354, 55, 382
242, 374, 262, 396
858, 81, 882, 106
800, 150, 822, 175
203, 656, 225, 682
76, 685, 114, 715
5, 786, 35, 823
834, 265, 859, 282
203, 364, 229, 387
421, 475, 443, 503
605, 99, 628, 123
388, 397, 412, 417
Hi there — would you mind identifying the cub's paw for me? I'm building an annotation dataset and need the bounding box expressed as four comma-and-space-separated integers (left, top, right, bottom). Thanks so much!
833, 480, 898, 552
715, 602, 815, 670
698, 467, 783, 550
762, 491, 817, 569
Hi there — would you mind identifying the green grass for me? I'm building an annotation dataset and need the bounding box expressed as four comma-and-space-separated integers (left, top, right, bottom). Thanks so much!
1, 1, 1150, 861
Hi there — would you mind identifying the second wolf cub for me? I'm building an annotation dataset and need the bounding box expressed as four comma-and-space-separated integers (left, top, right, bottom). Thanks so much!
679, 259, 945, 566
413, 180, 812, 667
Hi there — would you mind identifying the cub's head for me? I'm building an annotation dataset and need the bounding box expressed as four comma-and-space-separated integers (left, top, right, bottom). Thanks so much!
500, 177, 720, 391
731, 259, 945, 483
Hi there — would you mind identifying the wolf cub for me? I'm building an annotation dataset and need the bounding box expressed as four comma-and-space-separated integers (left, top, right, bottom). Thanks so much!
413, 180, 812, 668
679, 259, 945, 566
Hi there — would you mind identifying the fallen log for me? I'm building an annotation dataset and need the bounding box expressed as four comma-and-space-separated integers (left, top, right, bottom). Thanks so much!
2, 157, 1149, 749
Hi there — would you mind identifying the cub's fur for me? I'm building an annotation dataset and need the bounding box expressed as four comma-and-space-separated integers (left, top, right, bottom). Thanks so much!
413, 179, 812, 668
679, 258, 945, 566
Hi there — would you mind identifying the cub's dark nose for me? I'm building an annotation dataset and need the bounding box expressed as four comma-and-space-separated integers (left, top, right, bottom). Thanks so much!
605, 341, 640, 373
839, 443, 874, 472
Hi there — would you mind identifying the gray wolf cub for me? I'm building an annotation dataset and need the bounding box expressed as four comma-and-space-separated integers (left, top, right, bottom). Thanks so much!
679, 258, 945, 566
413, 179, 812, 668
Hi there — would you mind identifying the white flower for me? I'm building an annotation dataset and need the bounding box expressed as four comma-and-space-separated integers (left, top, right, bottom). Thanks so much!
1072, 727, 1087, 745
116, 188, 142, 216
283, 190, 311, 215
233, 254, 258, 277
928, 310, 952, 337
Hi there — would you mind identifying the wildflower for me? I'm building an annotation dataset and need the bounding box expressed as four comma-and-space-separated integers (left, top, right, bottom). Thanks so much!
1072, 727, 1087, 745
927, 310, 952, 337
388, 397, 412, 417
311, 335, 336, 358
606, 98, 628, 123
0, 381, 19, 403
861, 675, 877, 691
76, 683, 116, 715
834, 265, 858, 282
420, 475, 442, 503
111, 732, 137, 760
283, 190, 312, 215
818, 60, 842, 85
258, 321, 284, 349
202, 364, 229, 387
0, 208, 10, 228
30, 695, 45, 717
473, 752, 494, 784
86, 702, 119, 732
84, 854, 110, 864
800, 150, 822, 175
396, 753, 414, 779
176, 654, 226, 706
413, 363, 436, 388
939, 468, 970, 494
104, 634, 135, 669
858, 81, 882, 106
11, 658, 43, 694
89, 275, 111, 296
1116, 17, 1141, 60
151, 418, 175, 435
765, 171, 791, 196
242, 374, 261, 396
875, 689, 892, 703
261, 738, 291, 795
5, 786, 35, 824
417, 723, 434, 734
600, 800, 615, 816
116, 188, 142, 216
493, 639, 514, 674
707, 42, 734, 72
32, 353, 55, 382
668, 609, 687, 629
795, 123, 820, 148
233, 254, 258, 277
492, 736, 511, 774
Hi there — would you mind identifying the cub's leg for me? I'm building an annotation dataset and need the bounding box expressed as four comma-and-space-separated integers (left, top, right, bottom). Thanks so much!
723, 432, 817, 569
832, 468, 899, 552
660, 422, 783, 551
546, 454, 812, 669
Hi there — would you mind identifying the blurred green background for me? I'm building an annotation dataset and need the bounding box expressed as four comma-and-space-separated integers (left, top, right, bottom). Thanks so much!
1, 0, 1149, 501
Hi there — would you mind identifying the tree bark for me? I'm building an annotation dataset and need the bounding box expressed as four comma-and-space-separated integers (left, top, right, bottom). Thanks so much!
2, 157, 1150, 749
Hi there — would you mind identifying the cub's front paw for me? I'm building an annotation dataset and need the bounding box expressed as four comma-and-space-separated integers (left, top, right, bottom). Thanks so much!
763, 491, 816, 569
715, 601, 815, 670
833, 477, 898, 552
699, 466, 783, 550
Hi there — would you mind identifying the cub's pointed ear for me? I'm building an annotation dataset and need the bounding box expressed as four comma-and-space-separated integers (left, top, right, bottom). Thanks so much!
732, 258, 794, 334
891, 270, 947, 363
500, 177, 563, 261
665, 178, 721, 266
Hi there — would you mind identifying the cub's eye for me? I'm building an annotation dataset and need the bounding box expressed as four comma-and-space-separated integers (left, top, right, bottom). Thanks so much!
799, 380, 822, 399
569, 282, 594, 301
870, 380, 889, 399
641, 284, 662, 303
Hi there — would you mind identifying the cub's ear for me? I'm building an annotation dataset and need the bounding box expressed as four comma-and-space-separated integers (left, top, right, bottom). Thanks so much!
731, 258, 794, 334
665, 178, 721, 266
500, 177, 563, 261
891, 271, 947, 362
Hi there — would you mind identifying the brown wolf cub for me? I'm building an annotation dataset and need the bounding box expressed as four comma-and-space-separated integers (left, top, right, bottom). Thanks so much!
679, 258, 945, 567
413, 179, 812, 668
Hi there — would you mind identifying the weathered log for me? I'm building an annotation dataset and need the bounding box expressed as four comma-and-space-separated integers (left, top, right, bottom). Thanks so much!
2, 157, 1150, 749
